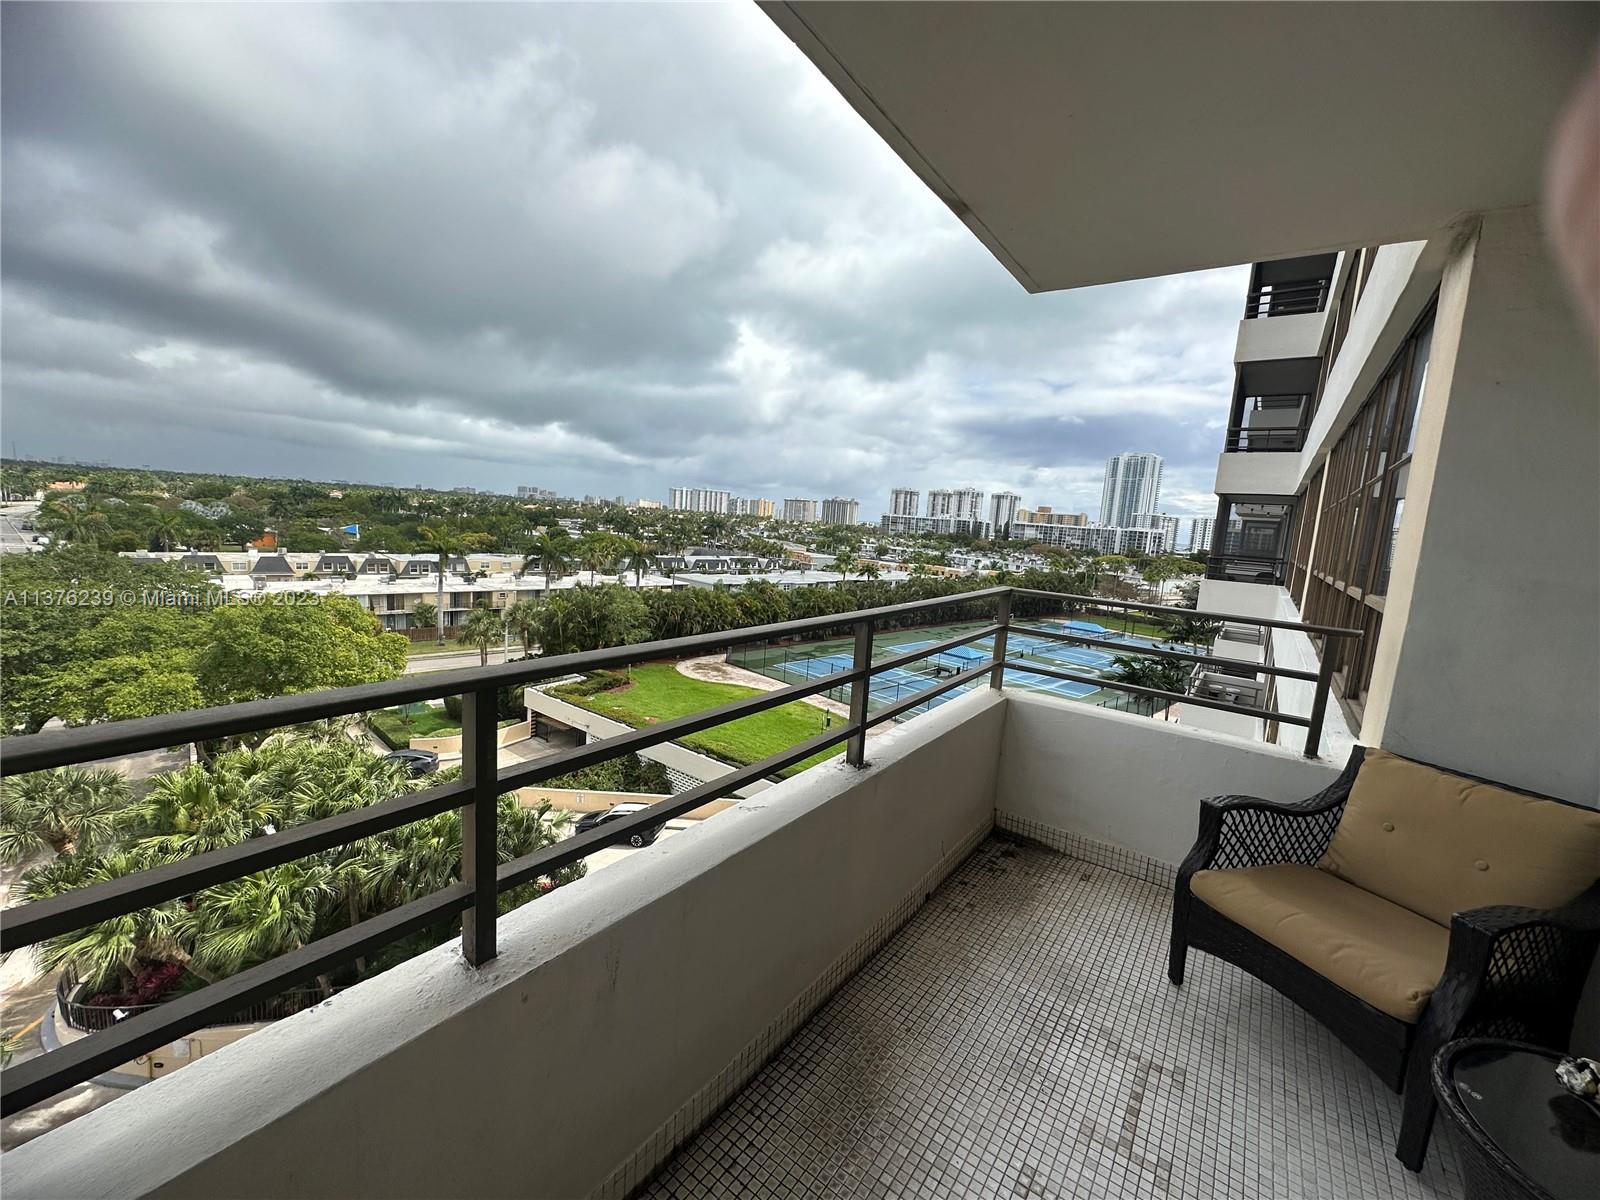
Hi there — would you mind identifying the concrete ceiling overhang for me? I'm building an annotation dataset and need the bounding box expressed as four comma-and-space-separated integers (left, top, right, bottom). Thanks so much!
761, 1, 1599, 292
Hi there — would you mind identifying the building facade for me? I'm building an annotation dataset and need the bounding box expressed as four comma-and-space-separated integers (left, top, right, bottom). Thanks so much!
669, 487, 731, 514
1009, 522, 1169, 556
878, 514, 991, 540
1015, 507, 1088, 527
987, 492, 1021, 537
1098, 453, 1164, 527
781, 498, 819, 523
819, 497, 860, 525
888, 487, 920, 517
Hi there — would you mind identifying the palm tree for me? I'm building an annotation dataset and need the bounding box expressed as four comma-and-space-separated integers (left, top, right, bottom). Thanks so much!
1163, 614, 1222, 653
522, 529, 573, 589
857, 560, 881, 581
620, 538, 654, 586
130, 764, 280, 861
21, 851, 189, 991
575, 530, 618, 585
148, 509, 187, 552
0, 767, 131, 865
47, 504, 109, 547
1109, 655, 1189, 718
503, 597, 541, 654
418, 524, 466, 644
830, 553, 856, 587
180, 862, 339, 983
457, 602, 505, 667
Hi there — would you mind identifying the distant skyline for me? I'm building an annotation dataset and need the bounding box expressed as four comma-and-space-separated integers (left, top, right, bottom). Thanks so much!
2, 4, 1236, 524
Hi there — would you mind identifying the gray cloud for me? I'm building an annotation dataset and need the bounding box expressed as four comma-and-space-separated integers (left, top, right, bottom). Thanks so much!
1, 3, 1244, 518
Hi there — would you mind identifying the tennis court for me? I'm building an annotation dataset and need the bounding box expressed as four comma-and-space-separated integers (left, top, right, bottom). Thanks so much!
730, 614, 1180, 719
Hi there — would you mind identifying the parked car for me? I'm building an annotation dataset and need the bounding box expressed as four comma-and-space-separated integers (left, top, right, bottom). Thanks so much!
383, 748, 440, 778
573, 802, 665, 848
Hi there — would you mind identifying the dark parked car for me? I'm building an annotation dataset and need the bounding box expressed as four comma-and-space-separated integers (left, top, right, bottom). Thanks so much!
383, 749, 440, 778
573, 802, 665, 848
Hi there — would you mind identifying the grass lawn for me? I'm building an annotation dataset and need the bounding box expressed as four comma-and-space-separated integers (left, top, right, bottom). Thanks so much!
368, 707, 521, 748
554, 663, 845, 776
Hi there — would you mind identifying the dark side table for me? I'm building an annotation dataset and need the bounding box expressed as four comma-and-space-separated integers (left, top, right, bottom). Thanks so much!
1432, 1039, 1600, 1200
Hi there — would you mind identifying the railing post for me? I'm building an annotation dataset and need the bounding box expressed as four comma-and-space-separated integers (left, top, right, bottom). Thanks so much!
846, 619, 874, 767
990, 590, 1012, 690
1303, 637, 1338, 760
460, 686, 499, 966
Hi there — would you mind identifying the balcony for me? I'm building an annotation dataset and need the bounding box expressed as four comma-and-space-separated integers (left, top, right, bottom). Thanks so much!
0, 591, 1491, 1199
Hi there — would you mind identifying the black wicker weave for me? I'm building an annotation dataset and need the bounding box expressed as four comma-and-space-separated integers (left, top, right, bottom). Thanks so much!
1432, 1039, 1600, 1200
1167, 746, 1600, 1172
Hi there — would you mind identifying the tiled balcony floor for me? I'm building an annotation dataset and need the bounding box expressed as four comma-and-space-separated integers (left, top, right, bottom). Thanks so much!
639, 837, 1465, 1200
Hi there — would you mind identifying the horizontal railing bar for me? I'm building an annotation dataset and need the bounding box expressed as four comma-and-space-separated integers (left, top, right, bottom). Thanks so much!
496, 724, 858, 892
864, 662, 994, 728
0, 588, 1009, 776
1011, 589, 1363, 639
1002, 662, 1311, 726
0, 779, 473, 955
1007, 623, 1320, 682
1, 884, 473, 1117
496, 670, 859, 792
867, 624, 1002, 677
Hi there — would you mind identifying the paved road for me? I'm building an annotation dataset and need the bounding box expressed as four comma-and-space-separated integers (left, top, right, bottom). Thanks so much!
403, 646, 519, 675
0, 970, 122, 1150
0, 502, 42, 554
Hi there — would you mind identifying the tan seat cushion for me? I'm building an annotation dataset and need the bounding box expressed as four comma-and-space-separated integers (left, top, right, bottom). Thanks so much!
1319, 749, 1600, 927
1191, 863, 1449, 1022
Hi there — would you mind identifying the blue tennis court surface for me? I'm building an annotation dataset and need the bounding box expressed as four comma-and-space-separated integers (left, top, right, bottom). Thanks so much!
759, 626, 1138, 716
1005, 669, 1099, 699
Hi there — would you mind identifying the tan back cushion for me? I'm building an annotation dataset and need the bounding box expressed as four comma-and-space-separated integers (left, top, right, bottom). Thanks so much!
1319, 749, 1600, 926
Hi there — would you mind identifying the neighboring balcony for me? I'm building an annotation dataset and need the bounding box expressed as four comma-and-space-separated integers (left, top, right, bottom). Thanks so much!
3, 588, 1448, 1200
1234, 254, 1338, 364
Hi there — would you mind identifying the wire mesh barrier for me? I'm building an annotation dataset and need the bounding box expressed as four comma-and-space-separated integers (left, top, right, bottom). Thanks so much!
0, 586, 1357, 1116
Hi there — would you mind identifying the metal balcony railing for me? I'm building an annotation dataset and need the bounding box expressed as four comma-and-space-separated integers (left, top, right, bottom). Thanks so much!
1205, 553, 1289, 585
1223, 393, 1313, 453
1242, 279, 1330, 319
0, 586, 1358, 1115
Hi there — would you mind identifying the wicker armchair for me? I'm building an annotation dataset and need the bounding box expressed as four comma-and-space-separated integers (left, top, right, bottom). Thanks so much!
1168, 745, 1600, 1171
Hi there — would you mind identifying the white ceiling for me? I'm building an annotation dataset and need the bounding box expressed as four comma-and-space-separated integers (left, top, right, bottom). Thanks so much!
762, 2, 1598, 291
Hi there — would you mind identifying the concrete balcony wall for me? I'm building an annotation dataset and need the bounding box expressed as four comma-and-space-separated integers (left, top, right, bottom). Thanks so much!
1213, 449, 1302, 497
6, 692, 1007, 1200
993, 693, 1344, 877
1233, 309, 1328, 363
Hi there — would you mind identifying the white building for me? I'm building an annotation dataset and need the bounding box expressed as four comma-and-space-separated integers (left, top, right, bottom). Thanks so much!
819, 497, 860, 525
1187, 516, 1215, 554
1135, 512, 1182, 551
878, 513, 991, 540
669, 487, 731, 514
1099, 453, 1164, 527
888, 487, 920, 517
1009, 522, 1169, 556
781, 498, 819, 523
950, 487, 984, 520
987, 491, 1021, 536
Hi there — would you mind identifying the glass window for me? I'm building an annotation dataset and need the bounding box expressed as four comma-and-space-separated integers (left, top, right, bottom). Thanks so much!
1374, 464, 1408, 596
1400, 325, 1433, 459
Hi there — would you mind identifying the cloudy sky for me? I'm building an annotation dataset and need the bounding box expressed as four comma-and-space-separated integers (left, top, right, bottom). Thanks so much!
2, 3, 1243, 521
